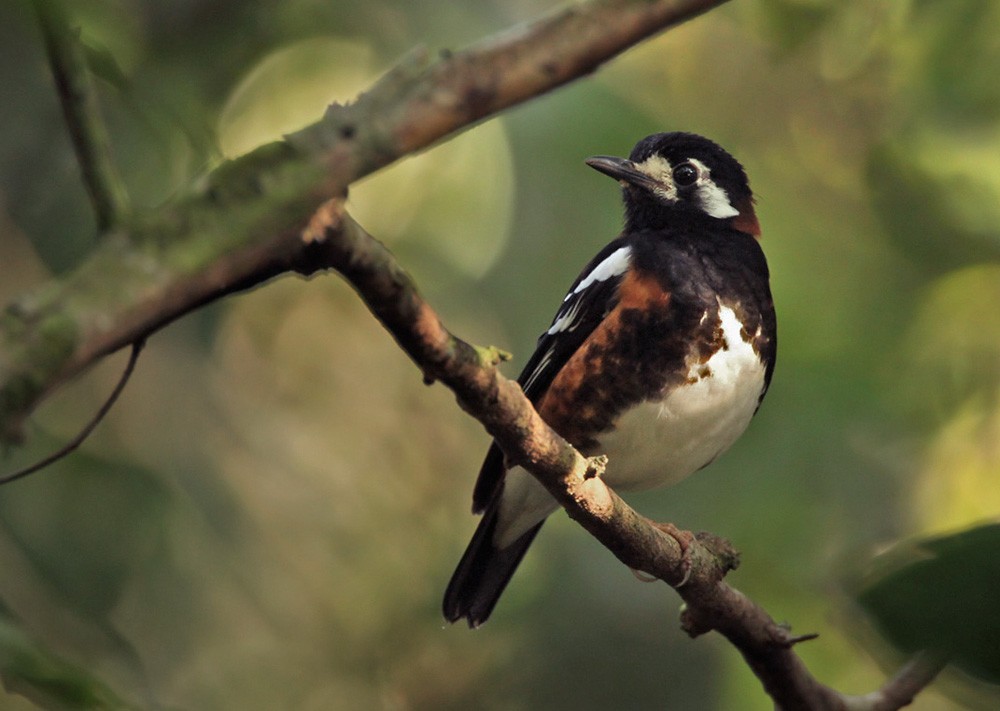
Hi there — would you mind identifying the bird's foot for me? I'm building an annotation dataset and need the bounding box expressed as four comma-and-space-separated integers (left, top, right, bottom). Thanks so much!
651, 521, 695, 587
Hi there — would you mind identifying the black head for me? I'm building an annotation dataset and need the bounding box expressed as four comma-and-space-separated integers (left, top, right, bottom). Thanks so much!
586, 132, 759, 237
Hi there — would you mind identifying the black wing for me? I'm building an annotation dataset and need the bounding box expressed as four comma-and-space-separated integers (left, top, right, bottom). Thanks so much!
471, 237, 631, 512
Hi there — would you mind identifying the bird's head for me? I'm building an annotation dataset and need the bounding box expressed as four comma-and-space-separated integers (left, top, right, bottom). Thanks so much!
586, 132, 760, 237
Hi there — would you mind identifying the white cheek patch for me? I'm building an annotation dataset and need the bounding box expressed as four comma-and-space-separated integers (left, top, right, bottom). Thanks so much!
633, 154, 673, 180
687, 157, 739, 219
632, 155, 677, 202
695, 180, 739, 218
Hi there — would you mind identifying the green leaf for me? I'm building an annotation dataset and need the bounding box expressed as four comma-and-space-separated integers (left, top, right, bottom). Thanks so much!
81, 41, 129, 94
0, 604, 137, 710
867, 138, 1000, 274
856, 523, 1000, 685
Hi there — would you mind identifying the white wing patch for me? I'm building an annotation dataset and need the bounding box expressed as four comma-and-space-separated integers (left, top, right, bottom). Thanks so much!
568, 246, 631, 298
546, 246, 631, 336
688, 157, 739, 219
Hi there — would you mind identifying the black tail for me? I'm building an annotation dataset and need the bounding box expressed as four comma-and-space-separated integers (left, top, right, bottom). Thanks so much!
443, 497, 544, 628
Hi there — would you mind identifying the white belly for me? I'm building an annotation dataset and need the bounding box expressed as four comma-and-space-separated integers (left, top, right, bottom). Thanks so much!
601, 306, 766, 490
496, 304, 766, 548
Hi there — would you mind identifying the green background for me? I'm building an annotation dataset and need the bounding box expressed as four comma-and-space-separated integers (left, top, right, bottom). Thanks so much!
1, 0, 999, 708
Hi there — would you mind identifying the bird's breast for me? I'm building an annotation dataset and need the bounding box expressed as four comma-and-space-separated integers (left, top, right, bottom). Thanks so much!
597, 303, 767, 491
495, 302, 767, 547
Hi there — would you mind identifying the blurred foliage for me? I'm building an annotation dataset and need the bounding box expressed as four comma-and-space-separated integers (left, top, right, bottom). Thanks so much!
856, 524, 1000, 687
0, 602, 138, 711
1, 0, 999, 709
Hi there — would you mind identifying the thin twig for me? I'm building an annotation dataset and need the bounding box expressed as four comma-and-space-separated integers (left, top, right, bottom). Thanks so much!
845, 652, 948, 711
0, 340, 144, 486
32, 0, 129, 232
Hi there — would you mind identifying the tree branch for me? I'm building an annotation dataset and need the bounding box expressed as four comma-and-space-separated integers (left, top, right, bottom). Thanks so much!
0, 1, 946, 706
296, 201, 941, 711
287, 0, 730, 182
845, 653, 947, 711
0, 0, 728, 444
32, 0, 129, 232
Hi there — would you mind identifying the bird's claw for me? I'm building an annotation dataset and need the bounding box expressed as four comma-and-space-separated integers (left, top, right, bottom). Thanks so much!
651, 521, 695, 587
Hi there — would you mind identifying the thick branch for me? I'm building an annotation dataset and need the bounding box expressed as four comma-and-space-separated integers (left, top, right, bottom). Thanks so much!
32, 0, 129, 231
0, 0, 727, 443
288, 0, 729, 181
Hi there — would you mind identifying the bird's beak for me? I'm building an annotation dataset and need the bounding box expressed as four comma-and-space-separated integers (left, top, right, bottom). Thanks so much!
585, 155, 662, 192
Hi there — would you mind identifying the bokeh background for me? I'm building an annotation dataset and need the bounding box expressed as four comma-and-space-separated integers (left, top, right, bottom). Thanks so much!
1, 0, 999, 709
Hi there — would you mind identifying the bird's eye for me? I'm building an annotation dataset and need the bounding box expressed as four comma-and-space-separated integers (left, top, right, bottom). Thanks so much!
672, 162, 699, 187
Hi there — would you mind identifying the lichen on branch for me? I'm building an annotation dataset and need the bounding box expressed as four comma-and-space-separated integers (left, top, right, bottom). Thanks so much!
0, 0, 731, 443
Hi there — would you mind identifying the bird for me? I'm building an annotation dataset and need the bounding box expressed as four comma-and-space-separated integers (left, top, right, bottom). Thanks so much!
443, 132, 776, 628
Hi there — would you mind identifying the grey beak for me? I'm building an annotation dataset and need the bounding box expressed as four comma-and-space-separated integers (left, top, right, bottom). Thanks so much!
586, 155, 661, 192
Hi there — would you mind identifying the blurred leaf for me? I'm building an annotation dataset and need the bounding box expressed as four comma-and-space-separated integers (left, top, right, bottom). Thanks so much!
816, 1, 898, 81
856, 523, 1000, 685
899, 265, 1000, 417
81, 41, 129, 94
216, 35, 515, 279
868, 136, 1000, 273
755, 0, 840, 53
903, 0, 1000, 126
0, 604, 136, 710
912, 399, 1000, 535
81, 35, 215, 161
349, 118, 515, 280
217, 36, 378, 158
0, 446, 171, 620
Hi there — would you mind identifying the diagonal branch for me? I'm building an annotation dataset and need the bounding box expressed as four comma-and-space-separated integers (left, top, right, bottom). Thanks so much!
296, 201, 943, 711
288, 0, 731, 183
32, 0, 129, 232
0, 0, 729, 445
